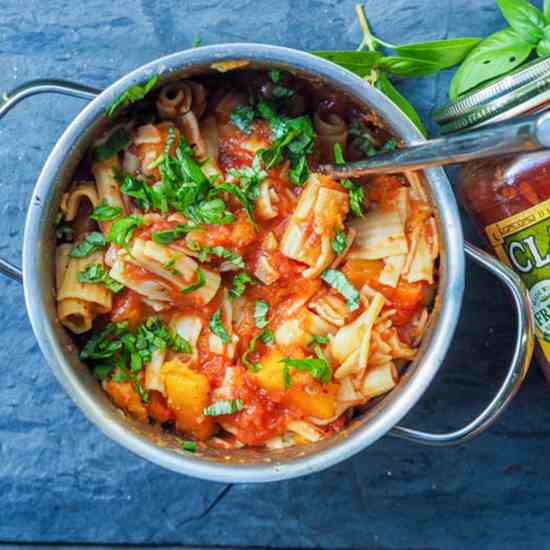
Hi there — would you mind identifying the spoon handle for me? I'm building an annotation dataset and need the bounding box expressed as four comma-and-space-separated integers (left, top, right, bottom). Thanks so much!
321, 111, 550, 178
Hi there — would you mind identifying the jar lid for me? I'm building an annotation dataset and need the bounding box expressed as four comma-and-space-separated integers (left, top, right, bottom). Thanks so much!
433, 57, 550, 133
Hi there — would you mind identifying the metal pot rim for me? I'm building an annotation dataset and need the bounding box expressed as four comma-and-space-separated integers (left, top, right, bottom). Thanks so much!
22, 43, 466, 482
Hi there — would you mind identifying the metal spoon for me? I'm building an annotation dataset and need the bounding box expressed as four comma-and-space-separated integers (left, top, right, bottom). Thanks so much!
320, 111, 550, 178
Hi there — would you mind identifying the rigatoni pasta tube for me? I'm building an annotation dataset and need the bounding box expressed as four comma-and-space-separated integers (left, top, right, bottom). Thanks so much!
57, 248, 112, 315
55, 244, 94, 334
92, 156, 126, 233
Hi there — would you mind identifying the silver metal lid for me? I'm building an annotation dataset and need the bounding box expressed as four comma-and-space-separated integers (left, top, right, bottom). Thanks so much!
433, 57, 550, 133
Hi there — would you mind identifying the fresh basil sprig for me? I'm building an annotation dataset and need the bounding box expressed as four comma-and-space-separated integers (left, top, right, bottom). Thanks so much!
450, 0, 550, 100
313, 6, 480, 135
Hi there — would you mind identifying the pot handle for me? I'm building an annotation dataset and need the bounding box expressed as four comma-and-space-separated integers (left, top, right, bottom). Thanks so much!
0, 79, 100, 283
389, 241, 534, 446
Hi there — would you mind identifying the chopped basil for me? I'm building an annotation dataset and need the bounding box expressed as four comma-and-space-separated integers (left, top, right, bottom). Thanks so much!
54, 211, 64, 226
254, 299, 269, 329
56, 224, 74, 240
117, 171, 168, 212
106, 74, 159, 117
177, 438, 197, 452
90, 199, 123, 222
334, 143, 364, 217
184, 198, 235, 225
341, 179, 365, 218
229, 272, 256, 298
272, 84, 295, 99
69, 232, 106, 258
107, 215, 144, 247
162, 258, 181, 275
214, 182, 257, 223
181, 268, 206, 294
269, 69, 281, 82
152, 223, 202, 245
283, 364, 293, 390
78, 264, 124, 293
203, 399, 244, 417
260, 327, 274, 345
322, 268, 361, 311
230, 105, 255, 134
256, 101, 315, 186
332, 228, 348, 256
349, 121, 398, 158
241, 327, 274, 372
209, 309, 229, 343
192, 34, 201, 48
310, 335, 330, 346
94, 128, 129, 161
190, 243, 245, 268
134, 381, 150, 404
280, 357, 332, 384
93, 364, 114, 381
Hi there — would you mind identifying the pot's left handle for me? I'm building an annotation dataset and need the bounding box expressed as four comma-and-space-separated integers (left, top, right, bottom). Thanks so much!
0, 79, 101, 283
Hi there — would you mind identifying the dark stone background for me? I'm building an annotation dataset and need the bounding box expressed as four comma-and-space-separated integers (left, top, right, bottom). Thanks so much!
1, 1, 550, 548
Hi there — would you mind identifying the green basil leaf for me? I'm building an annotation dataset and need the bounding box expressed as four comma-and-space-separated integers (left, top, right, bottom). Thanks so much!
497, 0, 546, 45
333, 144, 365, 217
56, 224, 75, 240
192, 35, 201, 48
269, 69, 281, 82
378, 55, 447, 77
118, 171, 168, 212
321, 268, 360, 311
229, 272, 256, 298
374, 73, 426, 136
310, 335, 330, 346
391, 37, 481, 68
313, 50, 384, 76
214, 182, 256, 223
231, 105, 255, 134
255, 299, 269, 329
449, 28, 533, 101
94, 128, 129, 161
537, 25, 550, 56
183, 198, 235, 225
152, 223, 201, 245
289, 155, 309, 186
78, 264, 124, 293
108, 215, 144, 247
106, 74, 159, 117
280, 357, 332, 384
93, 364, 114, 380
69, 232, 107, 258
282, 365, 293, 390
90, 200, 123, 222
209, 308, 229, 343
332, 228, 348, 256
260, 327, 274, 345
191, 243, 245, 268
177, 438, 197, 452
272, 84, 295, 99
203, 399, 243, 416
181, 268, 206, 294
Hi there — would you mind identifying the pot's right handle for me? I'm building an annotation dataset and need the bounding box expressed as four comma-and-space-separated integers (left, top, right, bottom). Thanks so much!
389, 241, 534, 446
0, 79, 100, 283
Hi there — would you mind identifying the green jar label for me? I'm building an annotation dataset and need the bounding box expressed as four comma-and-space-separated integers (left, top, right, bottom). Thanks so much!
486, 199, 550, 356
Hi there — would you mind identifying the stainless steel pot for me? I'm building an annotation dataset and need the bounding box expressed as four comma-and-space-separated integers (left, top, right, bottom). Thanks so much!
0, 44, 535, 483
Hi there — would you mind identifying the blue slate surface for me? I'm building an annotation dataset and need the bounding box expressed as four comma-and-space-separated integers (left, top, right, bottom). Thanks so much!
2, 1, 550, 548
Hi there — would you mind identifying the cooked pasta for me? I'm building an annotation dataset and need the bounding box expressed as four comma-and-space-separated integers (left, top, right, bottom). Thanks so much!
54, 69, 439, 451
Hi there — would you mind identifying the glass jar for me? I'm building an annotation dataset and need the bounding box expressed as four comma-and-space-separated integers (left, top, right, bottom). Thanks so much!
434, 57, 550, 382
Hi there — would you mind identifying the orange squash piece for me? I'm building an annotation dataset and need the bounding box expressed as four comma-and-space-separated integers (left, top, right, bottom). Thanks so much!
161, 359, 215, 440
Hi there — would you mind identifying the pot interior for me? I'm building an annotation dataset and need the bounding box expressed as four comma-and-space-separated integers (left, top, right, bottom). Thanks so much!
26, 46, 461, 481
